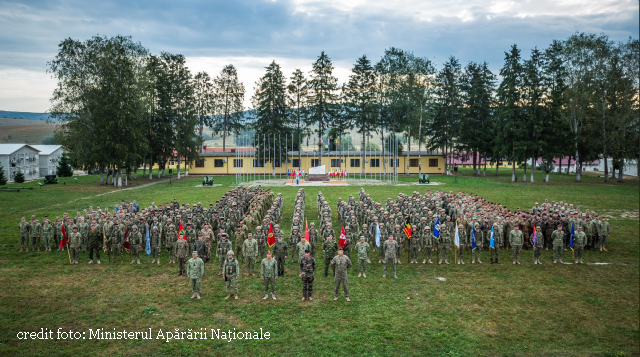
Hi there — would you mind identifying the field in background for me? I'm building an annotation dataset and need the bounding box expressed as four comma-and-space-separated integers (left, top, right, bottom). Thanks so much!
0, 118, 56, 144
0, 170, 637, 356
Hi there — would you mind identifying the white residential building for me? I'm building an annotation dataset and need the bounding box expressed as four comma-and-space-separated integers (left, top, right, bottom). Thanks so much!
0, 144, 41, 182
30, 145, 65, 176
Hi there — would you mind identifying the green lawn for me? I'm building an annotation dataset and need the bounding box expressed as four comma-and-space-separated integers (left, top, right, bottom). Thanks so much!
0, 169, 637, 356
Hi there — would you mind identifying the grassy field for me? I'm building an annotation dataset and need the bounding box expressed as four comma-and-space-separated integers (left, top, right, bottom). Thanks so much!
0, 169, 637, 356
0, 118, 56, 144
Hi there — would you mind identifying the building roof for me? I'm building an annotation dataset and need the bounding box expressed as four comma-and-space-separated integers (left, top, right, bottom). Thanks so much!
0, 144, 40, 155
29, 145, 63, 155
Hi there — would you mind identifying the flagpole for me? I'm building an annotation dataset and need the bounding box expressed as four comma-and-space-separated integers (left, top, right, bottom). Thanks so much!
66, 241, 71, 264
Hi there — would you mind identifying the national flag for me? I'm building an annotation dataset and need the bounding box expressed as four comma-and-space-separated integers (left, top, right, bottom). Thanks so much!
570, 222, 575, 249
123, 227, 130, 252
338, 226, 347, 248
454, 223, 460, 248
433, 217, 440, 239
343, 168, 346, 178
375, 224, 381, 248
489, 226, 495, 248
59, 224, 67, 249
471, 225, 477, 250
103, 231, 107, 252
267, 223, 275, 247
335, 137, 338, 145
314, 137, 316, 146
287, 168, 290, 177
403, 216, 412, 239
305, 219, 310, 242
145, 224, 151, 255
532, 223, 537, 247
178, 221, 186, 240
307, 137, 309, 147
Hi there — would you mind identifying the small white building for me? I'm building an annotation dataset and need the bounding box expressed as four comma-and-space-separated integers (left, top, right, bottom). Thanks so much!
0, 144, 41, 182
30, 145, 65, 176
596, 158, 638, 177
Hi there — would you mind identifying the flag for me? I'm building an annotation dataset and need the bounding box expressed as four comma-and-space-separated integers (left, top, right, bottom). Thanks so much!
314, 137, 316, 146
178, 221, 186, 240
287, 168, 290, 177
433, 218, 440, 239
403, 216, 412, 239
307, 137, 309, 147
145, 224, 151, 255
305, 220, 309, 242
375, 224, 381, 248
471, 225, 477, 250
570, 222, 574, 249
343, 168, 346, 178
489, 226, 495, 249
103, 232, 107, 252
267, 223, 275, 247
338, 226, 347, 248
59, 224, 67, 249
532, 223, 537, 247
123, 227, 130, 252
454, 223, 460, 248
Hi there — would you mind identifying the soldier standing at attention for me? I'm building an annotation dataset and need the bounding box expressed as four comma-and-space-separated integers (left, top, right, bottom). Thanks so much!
165, 225, 178, 264
69, 226, 82, 264
597, 217, 609, 252
150, 226, 162, 265
87, 224, 102, 264
438, 226, 451, 265
19, 217, 29, 252
421, 226, 434, 264
187, 251, 204, 299
29, 215, 42, 252
323, 235, 338, 277
254, 226, 266, 260
551, 224, 565, 264
308, 222, 319, 258
175, 237, 189, 276
355, 236, 370, 277
42, 220, 53, 252
300, 250, 316, 301
296, 237, 311, 267
128, 225, 143, 264
289, 226, 301, 263
331, 248, 352, 302
110, 223, 124, 263
260, 250, 277, 300
574, 226, 587, 264
194, 235, 208, 264
383, 234, 399, 278
216, 234, 232, 275
242, 233, 258, 275
532, 225, 544, 265
457, 225, 468, 265
509, 223, 524, 265
273, 236, 288, 277
223, 250, 240, 300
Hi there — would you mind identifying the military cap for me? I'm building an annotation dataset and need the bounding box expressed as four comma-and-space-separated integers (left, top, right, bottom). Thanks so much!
256, 226, 262, 230
132, 225, 138, 230
310, 222, 315, 226
192, 251, 198, 255
31, 215, 36, 218
274, 224, 280, 228
304, 249, 310, 253
359, 236, 365, 240
227, 250, 234, 256
248, 233, 253, 237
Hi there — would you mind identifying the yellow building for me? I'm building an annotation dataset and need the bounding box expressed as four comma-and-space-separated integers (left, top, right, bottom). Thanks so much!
189, 150, 445, 176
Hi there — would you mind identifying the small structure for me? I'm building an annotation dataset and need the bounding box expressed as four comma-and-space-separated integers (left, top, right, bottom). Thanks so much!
0, 144, 41, 182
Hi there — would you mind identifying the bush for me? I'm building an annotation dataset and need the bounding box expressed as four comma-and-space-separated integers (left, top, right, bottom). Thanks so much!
536, 162, 555, 172
56, 154, 74, 177
14, 170, 25, 183
0, 165, 6, 185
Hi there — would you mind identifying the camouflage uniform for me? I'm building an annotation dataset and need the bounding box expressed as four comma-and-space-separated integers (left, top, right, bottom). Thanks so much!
223, 255, 240, 296
69, 228, 82, 264
243, 237, 259, 274
322, 238, 338, 277
261, 256, 278, 296
300, 255, 316, 299
438, 229, 451, 264
187, 254, 205, 297
29, 219, 42, 251
175, 238, 189, 275
273, 240, 288, 276
574, 229, 587, 263
355, 239, 370, 275
509, 229, 524, 264
551, 229, 564, 263
216, 238, 232, 274
331, 254, 352, 299
383, 238, 399, 277
128, 228, 143, 264
19, 219, 29, 250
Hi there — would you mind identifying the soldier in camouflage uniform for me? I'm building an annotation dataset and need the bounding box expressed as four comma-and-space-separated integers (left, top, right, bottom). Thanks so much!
29, 216, 42, 251
383, 234, 399, 278
421, 226, 434, 264
490, 223, 503, 264
597, 217, 609, 251
273, 236, 288, 277
19, 217, 29, 252
308, 222, 319, 258
289, 226, 301, 263
194, 235, 208, 264
87, 224, 102, 264
216, 234, 232, 275
261, 250, 278, 300
355, 236, 370, 277
42, 220, 53, 251
254, 226, 266, 260
471, 223, 483, 264
551, 224, 565, 264
69, 226, 82, 264
110, 223, 125, 263
456, 225, 468, 265
175, 236, 189, 276
128, 225, 143, 264
223, 250, 240, 300
242, 233, 258, 275
574, 226, 587, 264
187, 251, 205, 299
438, 225, 451, 265
323, 235, 337, 277
509, 223, 524, 265
165, 225, 178, 264
150, 226, 162, 264
331, 248, 352, 301
300, 250, 316, 301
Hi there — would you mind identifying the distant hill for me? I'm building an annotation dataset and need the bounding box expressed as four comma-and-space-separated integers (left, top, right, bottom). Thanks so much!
0, 110, 52, 121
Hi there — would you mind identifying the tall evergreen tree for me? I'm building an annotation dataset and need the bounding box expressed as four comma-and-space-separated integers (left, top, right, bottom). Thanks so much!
522, 47, 546, 182
287, 68, 309, 169
193, 71, 215, 152
308, 51, 339, 163
212, 65, 245, 151
405, 54, 436, 174
252, 61, 291, 175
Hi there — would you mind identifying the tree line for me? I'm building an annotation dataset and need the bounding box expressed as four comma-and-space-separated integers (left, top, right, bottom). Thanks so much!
48, 33, 638, 185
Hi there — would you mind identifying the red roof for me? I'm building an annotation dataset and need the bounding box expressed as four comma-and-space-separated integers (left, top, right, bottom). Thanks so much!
202, 147, 256, 152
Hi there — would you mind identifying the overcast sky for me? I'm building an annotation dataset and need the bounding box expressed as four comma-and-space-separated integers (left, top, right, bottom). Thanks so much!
0, 0, 637, 112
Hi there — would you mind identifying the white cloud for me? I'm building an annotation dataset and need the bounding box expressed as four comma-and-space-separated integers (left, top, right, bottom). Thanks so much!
0, 70, 56, 112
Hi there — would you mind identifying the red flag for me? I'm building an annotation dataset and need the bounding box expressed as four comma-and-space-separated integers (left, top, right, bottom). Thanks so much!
59, 224, 67, 249
305, 220, 309, 242
178, 221, 186, 240
338, 226, 347, 248
267, 223, 275, 247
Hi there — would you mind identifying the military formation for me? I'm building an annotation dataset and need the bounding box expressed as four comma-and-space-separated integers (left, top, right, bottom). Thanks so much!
19, 187, 612, 301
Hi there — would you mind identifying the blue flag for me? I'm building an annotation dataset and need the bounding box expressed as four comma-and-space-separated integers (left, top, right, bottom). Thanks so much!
471, 225, 477, 250
375, 224, 381, 248
145, 224, 151, 255
433, 218, 440, 239
489, 226, 495, 249
570, 222, 575, 249
306, 137, 309, 147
